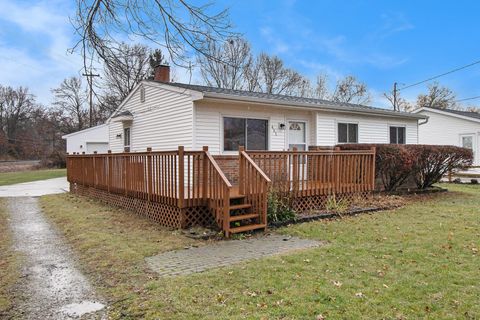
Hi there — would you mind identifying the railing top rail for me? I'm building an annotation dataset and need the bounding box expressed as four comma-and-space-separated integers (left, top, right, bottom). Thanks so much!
67, 150, 205, 157
240, 150, 272, 183
204, 151, 233, 188
246, 149, 376, 155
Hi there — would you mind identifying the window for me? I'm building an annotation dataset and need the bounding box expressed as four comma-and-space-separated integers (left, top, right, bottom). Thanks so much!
288, 121, 306, 151
390, 126, 406, 144
223, 117, 268, 151
338, 123, 358, 143
123, 127, 131, 147
461, 135, 473, 150
140, 86, 145, 102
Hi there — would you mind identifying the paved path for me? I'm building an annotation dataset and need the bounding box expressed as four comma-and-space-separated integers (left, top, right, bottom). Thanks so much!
146, 234, 324, 276
7, 197, 105, 319
0, 177, 68, 197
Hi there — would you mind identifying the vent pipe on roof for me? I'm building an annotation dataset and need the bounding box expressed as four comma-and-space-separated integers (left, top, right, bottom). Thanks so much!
154, 64, 170, 82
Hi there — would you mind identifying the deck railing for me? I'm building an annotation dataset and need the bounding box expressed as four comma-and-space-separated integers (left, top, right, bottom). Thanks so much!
239, 147, 271, 227
246, 147, 376, 197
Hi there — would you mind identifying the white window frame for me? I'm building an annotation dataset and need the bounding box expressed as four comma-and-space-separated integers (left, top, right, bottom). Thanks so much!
286, 120, 308, 151
123, 126, 131, 149
336, 121, 359, 144
389, 125, 407, 144
221, 115, 270, 153
460, 133, 476, 152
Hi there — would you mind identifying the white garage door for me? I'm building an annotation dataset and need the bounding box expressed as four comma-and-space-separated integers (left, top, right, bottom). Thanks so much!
86, 142, 109, 154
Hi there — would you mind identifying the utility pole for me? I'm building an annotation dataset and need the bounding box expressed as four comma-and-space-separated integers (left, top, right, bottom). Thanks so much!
393, 82, 398, 111
82, 72, 100, 127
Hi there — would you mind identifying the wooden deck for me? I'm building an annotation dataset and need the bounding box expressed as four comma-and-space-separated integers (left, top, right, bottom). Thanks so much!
66, 146, 376, 236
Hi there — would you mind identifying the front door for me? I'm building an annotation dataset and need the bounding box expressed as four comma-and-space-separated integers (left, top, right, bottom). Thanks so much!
288, 121, 307, 151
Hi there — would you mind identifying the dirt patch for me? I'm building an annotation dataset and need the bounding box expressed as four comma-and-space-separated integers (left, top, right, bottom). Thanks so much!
6, 197, 105, 319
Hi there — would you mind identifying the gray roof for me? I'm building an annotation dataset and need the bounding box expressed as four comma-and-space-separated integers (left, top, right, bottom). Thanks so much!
434, 107, 480, 121
150, 81, 425, 119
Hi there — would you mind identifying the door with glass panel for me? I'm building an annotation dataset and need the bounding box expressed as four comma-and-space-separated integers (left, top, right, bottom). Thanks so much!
287, 121, 307, 188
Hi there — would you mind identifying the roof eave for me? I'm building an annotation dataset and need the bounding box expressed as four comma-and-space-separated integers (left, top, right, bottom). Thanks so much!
202, 92, 427, 120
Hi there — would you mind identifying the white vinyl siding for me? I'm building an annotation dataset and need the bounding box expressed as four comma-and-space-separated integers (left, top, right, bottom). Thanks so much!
417, 109, 480, 165
194, 101, 315, 154
316, 112, 418, 145
109, 84, 194, 152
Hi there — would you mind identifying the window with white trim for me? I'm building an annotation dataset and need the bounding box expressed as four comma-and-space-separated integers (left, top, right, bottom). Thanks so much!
390, 126, 406, 144
123, 127, 131, 148
338, 123, 358, 143
223, 117, 268, 151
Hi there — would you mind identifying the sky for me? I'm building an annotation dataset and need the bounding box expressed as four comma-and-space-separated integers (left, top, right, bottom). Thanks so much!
1, 0, 480, 109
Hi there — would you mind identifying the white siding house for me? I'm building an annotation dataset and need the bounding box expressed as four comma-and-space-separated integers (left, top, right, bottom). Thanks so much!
62, 124, 109, 154
414, 107, 480, 165
104, 66, 425, 155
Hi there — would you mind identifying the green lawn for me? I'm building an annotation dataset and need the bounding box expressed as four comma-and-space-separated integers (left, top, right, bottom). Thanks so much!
0, 199, 20, 316
40, 184, 480, 319
0, 168, 66, 186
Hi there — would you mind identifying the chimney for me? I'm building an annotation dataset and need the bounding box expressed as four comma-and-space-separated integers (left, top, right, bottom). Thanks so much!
154, 64, 170, 82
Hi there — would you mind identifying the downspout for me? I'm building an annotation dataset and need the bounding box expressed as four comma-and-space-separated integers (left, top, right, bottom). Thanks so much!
418, 116, 429, 126
417, 116, 429, 144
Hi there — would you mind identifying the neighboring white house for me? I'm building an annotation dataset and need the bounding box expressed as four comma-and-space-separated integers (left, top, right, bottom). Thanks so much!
103, 66, 425, 155
62, 124, 109, 154
414, 107, 480, 165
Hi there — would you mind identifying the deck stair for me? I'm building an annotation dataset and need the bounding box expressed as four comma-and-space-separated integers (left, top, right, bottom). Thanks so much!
227, 194, 266, 235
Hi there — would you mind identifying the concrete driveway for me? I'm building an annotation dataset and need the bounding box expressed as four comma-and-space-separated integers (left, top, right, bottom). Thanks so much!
0, 177, 69, 197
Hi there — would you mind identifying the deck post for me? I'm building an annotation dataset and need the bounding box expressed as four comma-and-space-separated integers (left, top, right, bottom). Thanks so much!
370, 147, 376, 191
93, 151, 97, 188
178, 146, 186, 227
81, 152, 85, 186
202, 146, 208, 201
292, 147, 299, 196
239, 146, 245, 195
147, 147, 152, 202
124, 148, 129, 197
107, 150, 112, 193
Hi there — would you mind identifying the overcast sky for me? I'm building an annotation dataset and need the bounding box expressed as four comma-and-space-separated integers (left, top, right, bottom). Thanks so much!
1, 0, 480, 109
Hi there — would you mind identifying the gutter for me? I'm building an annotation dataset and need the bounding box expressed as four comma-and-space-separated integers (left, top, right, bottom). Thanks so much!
202, 92, 427, 120
418, 116, 430, 125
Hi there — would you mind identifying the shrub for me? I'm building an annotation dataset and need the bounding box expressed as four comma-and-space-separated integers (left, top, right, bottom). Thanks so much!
267, 190, 296, 224
408, 145, 473, 189
325, 194, 350, 214
41, 150, 66, 168
336, 144, 473, 191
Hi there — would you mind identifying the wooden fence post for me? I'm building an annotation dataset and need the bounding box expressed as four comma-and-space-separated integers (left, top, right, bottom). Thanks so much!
370, 147, 376, 191
178, 146, 186, 228
107, 150, 112, 193
124, 149, 129, 197
147, 147, 152, 202
239, 146, 245, 195
93, 151, 97, 188
202, 146, 208, 201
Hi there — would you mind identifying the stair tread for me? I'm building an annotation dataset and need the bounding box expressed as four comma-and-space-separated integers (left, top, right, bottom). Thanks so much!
230, 194, 246, 199
229, 223, 266, 233
229, 213, 259, 222
229, 203, 251, 210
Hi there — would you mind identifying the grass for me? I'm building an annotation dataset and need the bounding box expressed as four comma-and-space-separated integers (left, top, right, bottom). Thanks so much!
40, 184, 480, 319
0, 168, 66, 186
0, 199, 20, 316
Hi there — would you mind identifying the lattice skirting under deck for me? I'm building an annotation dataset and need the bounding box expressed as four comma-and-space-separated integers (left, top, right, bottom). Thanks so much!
291, 192, 371, 213
70, 183, 215, 229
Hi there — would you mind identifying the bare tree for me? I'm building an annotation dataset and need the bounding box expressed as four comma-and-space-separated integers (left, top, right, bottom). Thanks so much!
73, 0, 234, 70
198, 38, 252, 90
416, 82, 457, 109
332, 75, 371, 105
313, 74, 329, 100
384, 92, 414, 112
256, 54, 307, 95
52, 77, 88, 131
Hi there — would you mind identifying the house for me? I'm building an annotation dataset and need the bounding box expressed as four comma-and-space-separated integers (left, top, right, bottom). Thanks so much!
414, 107, 480, 165
106, 65, 426, 155
62, 124, 109, 154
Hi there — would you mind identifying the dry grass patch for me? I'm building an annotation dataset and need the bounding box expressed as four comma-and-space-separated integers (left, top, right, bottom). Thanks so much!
40, 194, 203, 318
0, 199, 21, 317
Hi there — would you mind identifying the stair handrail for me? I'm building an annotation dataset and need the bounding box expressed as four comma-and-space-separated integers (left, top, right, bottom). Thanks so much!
203, 147, 232, 234
239, 146, 271, 227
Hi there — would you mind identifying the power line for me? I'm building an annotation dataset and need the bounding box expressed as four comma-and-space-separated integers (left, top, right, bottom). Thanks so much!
398, 59, 480, 91
455, 95, 480, 103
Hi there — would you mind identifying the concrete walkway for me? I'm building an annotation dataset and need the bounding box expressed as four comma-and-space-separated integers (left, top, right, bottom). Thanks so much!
7, 197, 105, 319
0, 177, 68, 197
146, 234, 324, 276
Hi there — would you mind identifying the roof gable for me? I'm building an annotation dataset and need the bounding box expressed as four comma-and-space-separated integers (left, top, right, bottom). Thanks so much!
414, 107, 480, 124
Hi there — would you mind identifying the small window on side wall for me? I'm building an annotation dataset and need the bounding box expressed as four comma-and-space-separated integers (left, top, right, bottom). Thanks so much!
338, 123, 358, 143
389, 126, 406, 144
123, 127, 131, 148
140, 87, 145, 103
